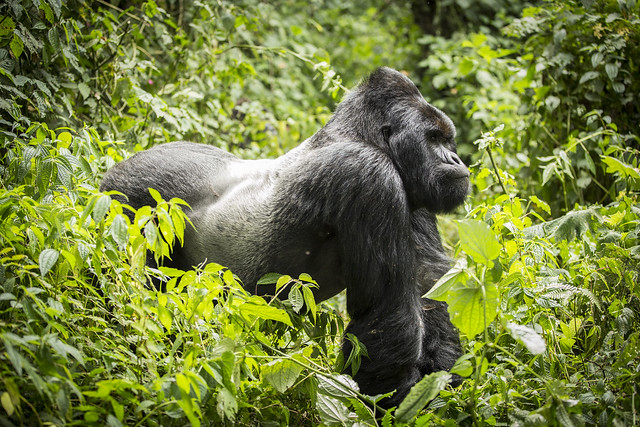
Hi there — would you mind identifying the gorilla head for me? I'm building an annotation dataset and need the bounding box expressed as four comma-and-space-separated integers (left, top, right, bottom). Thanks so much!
325, 68, 470, 213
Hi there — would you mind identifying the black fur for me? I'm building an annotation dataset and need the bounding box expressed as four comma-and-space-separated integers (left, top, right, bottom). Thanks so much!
100, 67, 469, 406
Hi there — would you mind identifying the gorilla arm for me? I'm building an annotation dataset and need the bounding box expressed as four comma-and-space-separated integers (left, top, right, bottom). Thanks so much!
273, 141, 426, 405
411, 209, 463, 383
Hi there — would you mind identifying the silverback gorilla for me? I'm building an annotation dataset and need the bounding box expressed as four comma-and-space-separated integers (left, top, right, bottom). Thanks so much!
100, 67, 469, 407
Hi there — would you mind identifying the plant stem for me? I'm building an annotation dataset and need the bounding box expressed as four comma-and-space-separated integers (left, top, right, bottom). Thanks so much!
487, 147, 508, 195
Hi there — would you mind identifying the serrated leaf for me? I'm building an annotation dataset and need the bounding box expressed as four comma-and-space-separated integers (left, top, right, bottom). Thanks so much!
93, 194, 111, 223
39, 248, 59, 276
457, 220, 501, 264
78, 82, 91, 100
262, 358, 303, 393
288, 286, 304, 312
448, 281, 499, 337
110, 214, 128, 248
602, 156, 640, 179
317, 374, 358, 398
530, 195, 551, 215
395, 371, 451, 423
316, 393, 350, 425
506, 322, 546, 355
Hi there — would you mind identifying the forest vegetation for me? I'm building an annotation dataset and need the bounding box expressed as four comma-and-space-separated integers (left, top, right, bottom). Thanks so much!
0, 0, 639, 425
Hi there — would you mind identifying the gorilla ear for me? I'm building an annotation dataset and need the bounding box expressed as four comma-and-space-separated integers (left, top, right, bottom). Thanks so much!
381, 125, 392, 144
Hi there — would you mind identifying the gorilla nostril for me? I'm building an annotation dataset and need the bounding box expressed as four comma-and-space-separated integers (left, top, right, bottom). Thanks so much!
447, 151, 463, 166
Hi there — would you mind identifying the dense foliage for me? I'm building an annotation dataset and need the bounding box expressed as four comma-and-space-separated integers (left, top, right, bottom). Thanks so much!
1, 0, 638, 425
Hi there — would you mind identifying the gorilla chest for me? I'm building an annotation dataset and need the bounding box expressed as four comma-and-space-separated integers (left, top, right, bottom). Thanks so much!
268, 226, 346, 301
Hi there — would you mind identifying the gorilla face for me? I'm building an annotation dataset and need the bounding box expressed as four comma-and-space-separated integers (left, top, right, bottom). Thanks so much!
384, 98, 470, 213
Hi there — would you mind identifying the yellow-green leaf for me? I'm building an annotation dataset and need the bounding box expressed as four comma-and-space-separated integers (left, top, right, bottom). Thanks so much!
457, 219, 501, 264
239, 302, 292, 326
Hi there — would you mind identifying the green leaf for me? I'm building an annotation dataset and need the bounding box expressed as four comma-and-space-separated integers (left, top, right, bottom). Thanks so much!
602, 156, 640, 179
287, 286, 304, 312
176, 373, 190, 395
158, 305, 172, 331
149, 188, 163, 204
530, 196, 551, 215
317, 374, 359, 398
579, 71, 599, 84
49, 337, 84, 365
0, 17, 15, 37
590, 52, 603, 68
1, 392, 14, 417
458, 58, 474, 76
545, 95, 560, 111
239, 302, 292, 326
506, 322, 546, 355
39, 248, 59, 276
450, 354, 474, 377
257, 272, 283, 285
302, 285, 317, 321
93, 194, 111, 223
316, 393, 350, 425
424, 258, 468, 299
276, 275, 291, 290
605, 62, 618, 80
111, 399, 124, 421
10, 34, 24, 59
262, 358, 303, 393
395, 371, 451, 423
216, 388, 237, 422
457, 220, 501, 264
110, 214, 128, 248
158, 266, 185, 278
447, 281, 499, 337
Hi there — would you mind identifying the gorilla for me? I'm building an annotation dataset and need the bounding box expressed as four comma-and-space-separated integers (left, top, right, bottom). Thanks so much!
100, 67, 470, 407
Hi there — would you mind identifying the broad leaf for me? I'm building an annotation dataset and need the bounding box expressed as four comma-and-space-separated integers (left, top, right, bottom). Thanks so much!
239, 302, 292, 326
447, 281, 499, 337
424, 258, 468, 299
395, 371, 451, 423
602, 156, 640, 179
316, 393, 350, 425
457, 220, 501, 264
39, 249, 59, 276
262, 359, 303, 393
110, 214, 128, 247
317, 374, 359, 398
506, 322, 546, 355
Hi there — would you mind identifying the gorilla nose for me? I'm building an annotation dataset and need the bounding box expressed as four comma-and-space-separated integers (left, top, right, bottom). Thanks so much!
447, 151, 464, 166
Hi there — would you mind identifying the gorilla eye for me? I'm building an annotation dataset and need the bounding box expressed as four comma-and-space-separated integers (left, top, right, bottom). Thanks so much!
425, 129, 444, 143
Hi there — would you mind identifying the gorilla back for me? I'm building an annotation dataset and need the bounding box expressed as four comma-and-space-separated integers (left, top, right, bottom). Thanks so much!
100, 67, 470, 407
